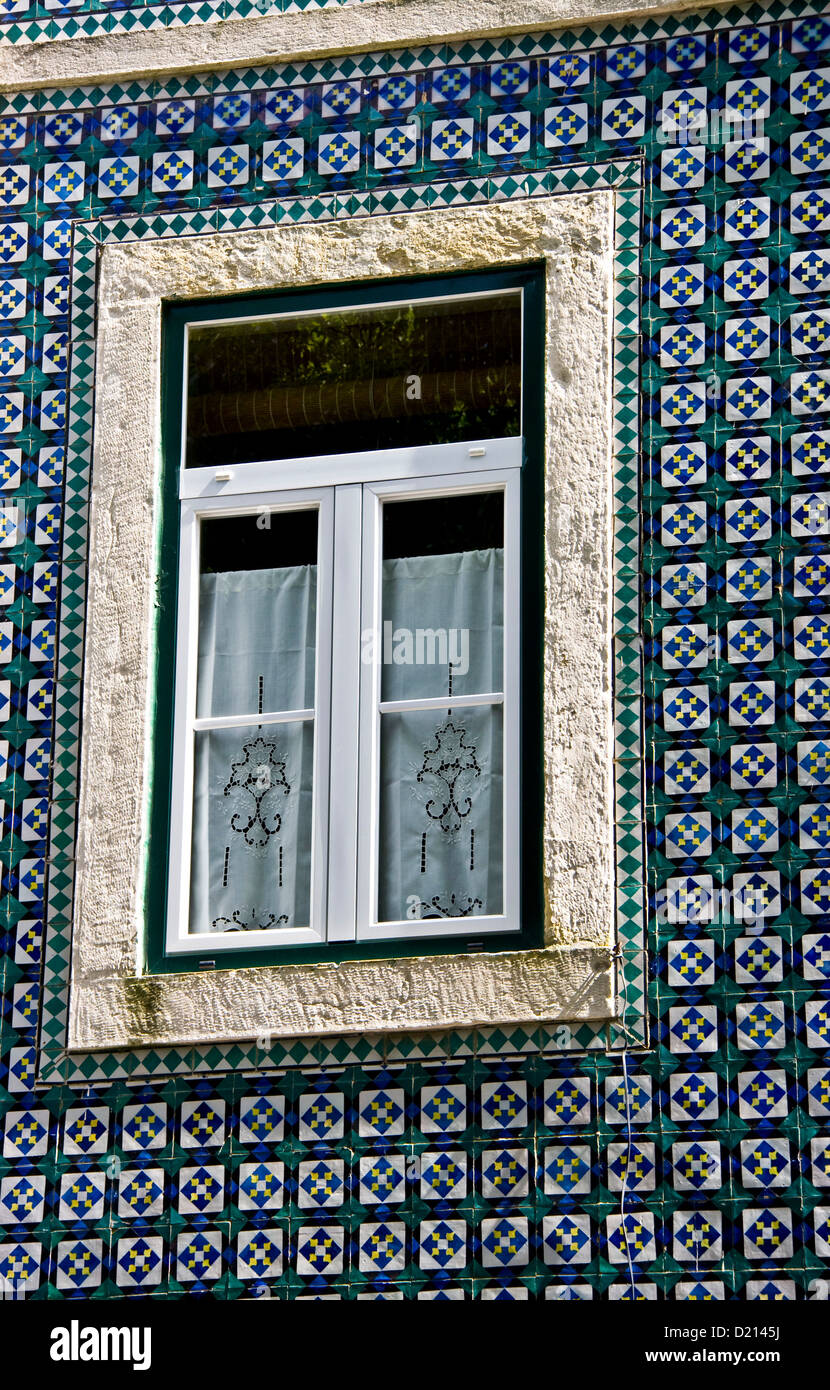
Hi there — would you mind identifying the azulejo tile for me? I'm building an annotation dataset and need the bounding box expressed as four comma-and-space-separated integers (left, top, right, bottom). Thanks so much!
155, 100, 195, 137
805, 999, 830, 1050
417, 1219, 466, 1272
806, 1073, 828, 1117
671, 1141, 722, 1192
358, 1221, 407, 1273
179, 1099, 225, 1148
811, 1139, 830, 1187
542, 1076, 591, 1127
430, 68, 471, 106
115, 1235, 164, 1289
178, 1165, 224, 1215
669, 1071, 720, 1123
295, 1223, 345, 1277
42, 162, 86, 205
374, 125, 417, 170
62, 1106, 108, 1156
357, 1087, 405, 1137
262, 139, 304, 182
321, 80, 361, 118
602, 95, 648, 141
42, 112, 83, 148
0, 166, 29, 207
742, 1207, 795, 1261
486, 111, 531, 156
0, 1242, 41, 1295
100, 107, 140, 143
674, 1280, 727, 1301
298, 1091, 344, 1142
722, 314, 772, 358
480, 1080, 528, 1130
236, 1228, 284, 1281
544, 103, 589, 149
734, 935, 784, 984
238, 1160, 285, 1211
802, 933, 830, 982
317, 132, 360, 176
358, 1154, 406, 1206
176, 1229, 224, 1283
118, 1167, 166, 1219
0, 1173, 46, 1224
419, 1150, 468, 1201
430, 118, 474, 162
0, 221, 27, 263
212, 93, 251, 131
745, 1279, 798, 1301
151, 150, 194, 193
660, 144, 707, 190
668, 1005, 719, 1053
419, 1083, 466, 1134
607, 1141, 656, 1192
377, 76, 417, 114
54, 1238, 103, 1291
238, 1094, 284, 1144
58, 1171, 106, 1222
297, 1158, 345, 1209
605, 1211, 657, 1265
207, 145, 250, 188
738, 1067, 790, 1121
740, 1138, 792, 1189
121, 1101, 168, 1151
483, 1146, 532, 1198
480, 1217, 530, 1269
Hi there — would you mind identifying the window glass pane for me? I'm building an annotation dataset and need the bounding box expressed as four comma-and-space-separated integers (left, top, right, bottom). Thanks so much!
380, 492, 503, 701
185, 292, 521, 467
189, 720, 314, 934
377, 706, 503, 924
196, 509, 317, 718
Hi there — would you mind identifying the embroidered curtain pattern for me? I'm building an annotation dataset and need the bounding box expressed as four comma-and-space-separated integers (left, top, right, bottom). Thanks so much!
190, 548, 503, 932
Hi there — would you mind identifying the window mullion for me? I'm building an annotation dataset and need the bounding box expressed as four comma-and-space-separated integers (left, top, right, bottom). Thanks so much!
356, 483, 382, 937
325, 484, 364, 943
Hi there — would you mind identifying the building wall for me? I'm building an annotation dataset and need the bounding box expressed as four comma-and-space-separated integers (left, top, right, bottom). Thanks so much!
1, 0, 829, 1298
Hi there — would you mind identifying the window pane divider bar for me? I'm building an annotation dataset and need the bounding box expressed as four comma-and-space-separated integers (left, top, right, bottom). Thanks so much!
192, 708, 315, 731
377, 693, 503, 714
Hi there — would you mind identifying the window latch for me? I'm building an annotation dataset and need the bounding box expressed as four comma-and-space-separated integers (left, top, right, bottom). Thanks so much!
213, 469, 233, 483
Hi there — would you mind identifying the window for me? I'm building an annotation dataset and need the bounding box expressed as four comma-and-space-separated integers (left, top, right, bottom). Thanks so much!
151, 269, 544, 969
65, 195, 616, 1052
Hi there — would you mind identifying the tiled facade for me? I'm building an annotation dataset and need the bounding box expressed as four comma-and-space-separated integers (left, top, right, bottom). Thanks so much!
1, 0, 830, 1298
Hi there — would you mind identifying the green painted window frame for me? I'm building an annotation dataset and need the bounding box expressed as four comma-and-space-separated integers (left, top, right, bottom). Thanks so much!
146, 264, 545, 973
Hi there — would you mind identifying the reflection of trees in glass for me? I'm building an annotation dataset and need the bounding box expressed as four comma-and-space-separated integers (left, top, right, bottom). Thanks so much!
189, 299, 519, 391
185, 296, 521, 464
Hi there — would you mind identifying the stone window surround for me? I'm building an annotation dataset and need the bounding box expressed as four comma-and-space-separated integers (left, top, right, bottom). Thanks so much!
68, 191, 617, 1051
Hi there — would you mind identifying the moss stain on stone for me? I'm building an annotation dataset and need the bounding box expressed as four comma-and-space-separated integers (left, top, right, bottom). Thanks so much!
123, 974, 164, 1044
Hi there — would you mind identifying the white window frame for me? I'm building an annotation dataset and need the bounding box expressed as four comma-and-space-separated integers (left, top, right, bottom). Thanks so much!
356, 466, 521, 942
166, 485, 335, 955
165, 437, 522, 956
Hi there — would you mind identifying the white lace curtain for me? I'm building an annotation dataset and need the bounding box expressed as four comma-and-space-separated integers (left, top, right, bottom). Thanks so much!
189, 550, 503, 934
379, 548, 503, 924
